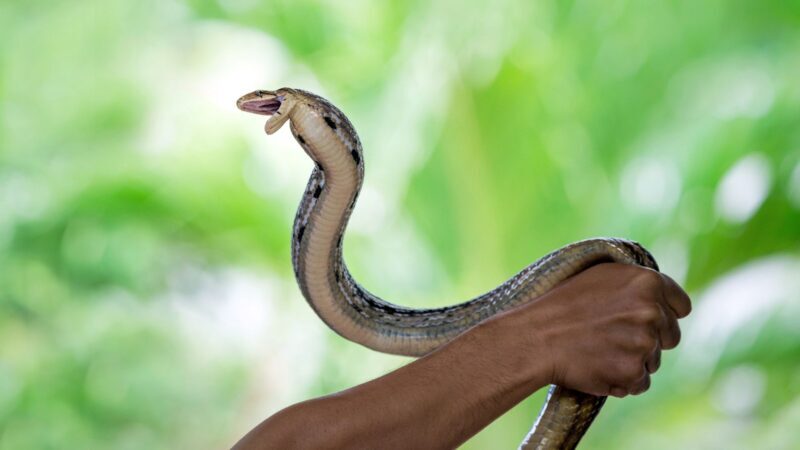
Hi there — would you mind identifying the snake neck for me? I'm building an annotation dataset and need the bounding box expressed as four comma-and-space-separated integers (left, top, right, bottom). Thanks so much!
284, 104, 416, 354
285, 99, 487, 356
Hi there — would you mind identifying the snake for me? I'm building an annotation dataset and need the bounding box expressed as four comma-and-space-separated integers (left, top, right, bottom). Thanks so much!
236, 87, 659, 449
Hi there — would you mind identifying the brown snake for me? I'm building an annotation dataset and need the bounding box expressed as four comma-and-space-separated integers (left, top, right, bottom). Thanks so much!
237, 87, 659, 449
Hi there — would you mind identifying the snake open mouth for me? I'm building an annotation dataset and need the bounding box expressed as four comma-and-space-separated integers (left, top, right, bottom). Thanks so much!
236, 91, 283, 115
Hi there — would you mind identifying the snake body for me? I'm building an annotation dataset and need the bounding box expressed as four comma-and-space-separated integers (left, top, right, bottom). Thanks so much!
237, 87, 659, 449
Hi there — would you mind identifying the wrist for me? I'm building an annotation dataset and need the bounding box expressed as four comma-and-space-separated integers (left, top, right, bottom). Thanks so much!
465, 308, 554, 392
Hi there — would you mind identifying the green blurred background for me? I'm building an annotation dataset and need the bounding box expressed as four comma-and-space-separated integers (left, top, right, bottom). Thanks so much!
1, 0, 799, 448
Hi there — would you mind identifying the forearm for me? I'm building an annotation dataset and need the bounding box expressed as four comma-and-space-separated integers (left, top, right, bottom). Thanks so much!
234, 315, 551, 449
233, 264, 692, 449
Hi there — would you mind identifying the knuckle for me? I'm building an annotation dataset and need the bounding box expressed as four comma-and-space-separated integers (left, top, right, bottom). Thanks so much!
632, 268, 661, 290
635, 304, 662, 325
630, 330, 656, 352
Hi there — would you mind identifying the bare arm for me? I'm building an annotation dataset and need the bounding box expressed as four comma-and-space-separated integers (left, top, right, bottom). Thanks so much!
233, 263, 691, 449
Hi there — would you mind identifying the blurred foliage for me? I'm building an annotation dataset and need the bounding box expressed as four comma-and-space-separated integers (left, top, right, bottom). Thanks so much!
1, 0, 799, 449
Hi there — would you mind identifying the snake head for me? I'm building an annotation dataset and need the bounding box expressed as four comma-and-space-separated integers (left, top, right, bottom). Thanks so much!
237, 88, 296, 135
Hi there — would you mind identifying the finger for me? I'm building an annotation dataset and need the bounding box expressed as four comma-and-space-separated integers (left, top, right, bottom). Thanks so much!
645, 348, 661, 374
609, 387, 628, 398
659, 273, 692, 318
630, 373, 651, 396
649, 304, 673, 350
657, 305, 681, 350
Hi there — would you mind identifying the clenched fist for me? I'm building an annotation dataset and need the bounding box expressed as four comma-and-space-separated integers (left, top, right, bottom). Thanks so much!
510, 262, 691, 398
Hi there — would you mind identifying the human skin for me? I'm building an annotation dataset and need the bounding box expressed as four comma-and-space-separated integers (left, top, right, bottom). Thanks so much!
233, 263, 692, 450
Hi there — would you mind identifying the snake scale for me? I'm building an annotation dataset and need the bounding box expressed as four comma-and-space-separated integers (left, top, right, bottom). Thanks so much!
237, 87, 659, 449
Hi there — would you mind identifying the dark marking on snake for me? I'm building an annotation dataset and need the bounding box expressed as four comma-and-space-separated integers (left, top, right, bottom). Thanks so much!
351, 150, 360, 164
313, 186, 322, 198
621, 241, 645, 266
324, 116, 337, 129
297, 225, 306, 242
363, 296, 401, 314
297, 134, 305, 144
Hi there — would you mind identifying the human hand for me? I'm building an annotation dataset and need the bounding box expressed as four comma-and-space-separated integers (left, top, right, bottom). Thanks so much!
518, 263, 691, 398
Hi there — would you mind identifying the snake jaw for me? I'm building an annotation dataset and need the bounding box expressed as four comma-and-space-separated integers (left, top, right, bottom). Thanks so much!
237, 90, 282, 115
236, 89, 294, 134
237, 89, 294, 135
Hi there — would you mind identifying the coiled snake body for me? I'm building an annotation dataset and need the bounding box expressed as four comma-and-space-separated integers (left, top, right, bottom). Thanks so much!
237, 87, 659, 449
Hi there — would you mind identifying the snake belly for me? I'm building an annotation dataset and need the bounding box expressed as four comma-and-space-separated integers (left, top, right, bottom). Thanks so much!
236, 87, 659, 449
